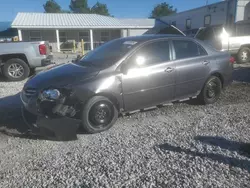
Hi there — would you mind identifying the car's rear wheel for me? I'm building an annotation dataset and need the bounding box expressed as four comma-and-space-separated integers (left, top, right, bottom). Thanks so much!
81, 96, 118, 134
237, 47, 250, 64
198, 76, 222, 105
2, 58, 30, 81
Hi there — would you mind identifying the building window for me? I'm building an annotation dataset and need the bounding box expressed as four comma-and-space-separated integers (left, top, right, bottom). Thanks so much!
29, 31, 41, 41
204, 15, 211, 27
79, 31, 90, 50
59, 31, 67, 42
186, 19, 191, 30
172, 21, 176, 26
100, 31, 110, 42
79, 31, 90, 42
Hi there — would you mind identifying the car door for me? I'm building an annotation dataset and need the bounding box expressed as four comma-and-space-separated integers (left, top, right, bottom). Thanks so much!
120, 40, 176, 111
171, 39, 211, 100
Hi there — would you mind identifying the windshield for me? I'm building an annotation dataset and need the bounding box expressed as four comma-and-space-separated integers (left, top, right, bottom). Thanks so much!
77, 38, 141, 67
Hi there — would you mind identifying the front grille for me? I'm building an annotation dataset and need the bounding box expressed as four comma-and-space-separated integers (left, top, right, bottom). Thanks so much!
23, 88, 37, 98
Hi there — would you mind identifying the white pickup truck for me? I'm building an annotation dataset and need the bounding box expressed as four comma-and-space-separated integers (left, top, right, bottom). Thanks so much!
195, 23, 250, 64
0, 41, 53, 81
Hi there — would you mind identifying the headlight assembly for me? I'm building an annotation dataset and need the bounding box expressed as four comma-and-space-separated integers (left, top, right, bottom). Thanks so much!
39, 89, 61, 100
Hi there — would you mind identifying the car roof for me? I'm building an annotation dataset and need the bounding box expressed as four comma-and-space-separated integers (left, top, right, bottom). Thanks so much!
118, 34, 217, 55
120, 34, 192, 42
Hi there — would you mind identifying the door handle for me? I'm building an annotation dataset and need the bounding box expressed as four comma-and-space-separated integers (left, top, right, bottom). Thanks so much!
165, 67, 174, 73
203, 60, 210, 65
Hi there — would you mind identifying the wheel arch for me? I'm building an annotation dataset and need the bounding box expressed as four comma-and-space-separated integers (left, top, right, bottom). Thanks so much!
197, 73, 223, 105
75, 89, 122, 115
198, 72, 224, 96
94, 92, 121, 112
240, 44, 250, 49
0, 54, 29, 67
210, 72, 224, 88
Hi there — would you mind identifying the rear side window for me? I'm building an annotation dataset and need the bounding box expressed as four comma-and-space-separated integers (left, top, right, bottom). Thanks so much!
198, 45, 207, 56
128, 40, 170, 67
173, 40, 207, 59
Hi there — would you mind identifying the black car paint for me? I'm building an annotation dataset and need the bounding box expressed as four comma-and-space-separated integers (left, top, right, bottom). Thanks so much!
21, 35, 232, 140
25, 63, 100, 89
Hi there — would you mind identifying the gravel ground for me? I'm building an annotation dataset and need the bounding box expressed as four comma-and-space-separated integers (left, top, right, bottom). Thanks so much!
0, 60, 249, 187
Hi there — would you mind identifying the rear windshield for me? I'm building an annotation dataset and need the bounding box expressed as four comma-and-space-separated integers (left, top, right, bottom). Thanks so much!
196, 26, 225, 41
196, 27, 216, 41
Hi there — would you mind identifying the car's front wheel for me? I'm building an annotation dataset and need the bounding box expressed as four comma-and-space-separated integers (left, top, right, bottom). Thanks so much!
81, 96, 118, 134
198, 76, 222, 105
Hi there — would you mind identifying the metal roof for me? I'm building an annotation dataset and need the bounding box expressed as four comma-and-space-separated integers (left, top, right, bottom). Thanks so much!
119, 19, 156, 28
11, 13, 155, 29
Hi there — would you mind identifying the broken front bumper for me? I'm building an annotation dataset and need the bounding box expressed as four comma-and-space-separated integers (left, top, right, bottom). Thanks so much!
36, 116, 80, 141
20, 92, 81, 141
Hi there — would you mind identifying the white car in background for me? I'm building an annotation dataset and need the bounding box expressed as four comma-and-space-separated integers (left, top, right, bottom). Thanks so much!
195, 23, 250, 64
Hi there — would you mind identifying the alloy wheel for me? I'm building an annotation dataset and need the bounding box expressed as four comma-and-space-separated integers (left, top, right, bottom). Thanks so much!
8, 63, 24, 78
241, 50, 249, 61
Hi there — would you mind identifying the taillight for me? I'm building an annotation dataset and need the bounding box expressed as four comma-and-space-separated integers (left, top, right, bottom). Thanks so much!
39, 44, 47, 55
229, 56, 235, 64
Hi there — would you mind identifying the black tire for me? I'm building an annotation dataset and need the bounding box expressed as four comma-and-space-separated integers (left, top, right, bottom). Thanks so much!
81, 96, 118, 134
237, 47, 250, 64
2, 58, 30, 81
197, 76, 222, 105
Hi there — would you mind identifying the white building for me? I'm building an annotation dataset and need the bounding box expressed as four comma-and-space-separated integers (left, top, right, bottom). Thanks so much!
161, 0, 250, 34
11, 13, 155, 52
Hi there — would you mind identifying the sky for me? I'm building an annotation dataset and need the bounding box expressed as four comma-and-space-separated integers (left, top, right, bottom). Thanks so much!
0, 0, 221, 22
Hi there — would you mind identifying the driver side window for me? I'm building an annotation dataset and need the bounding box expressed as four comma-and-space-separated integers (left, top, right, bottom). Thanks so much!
127, 40, 170, 68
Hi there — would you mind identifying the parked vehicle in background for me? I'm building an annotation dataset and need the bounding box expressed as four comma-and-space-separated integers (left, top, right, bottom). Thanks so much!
0, 41, 52, 81
21, 35, 233, 138
195, 23, 250, 64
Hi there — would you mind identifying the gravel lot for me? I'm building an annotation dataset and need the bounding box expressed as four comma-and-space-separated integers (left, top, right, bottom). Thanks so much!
0, 59, 249, 187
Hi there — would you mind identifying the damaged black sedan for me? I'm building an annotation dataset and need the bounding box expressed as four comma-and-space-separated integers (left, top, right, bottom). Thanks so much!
21, 35, 233, 139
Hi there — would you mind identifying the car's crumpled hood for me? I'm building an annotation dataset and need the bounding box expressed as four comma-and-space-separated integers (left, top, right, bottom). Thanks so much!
24, 63, 100, 89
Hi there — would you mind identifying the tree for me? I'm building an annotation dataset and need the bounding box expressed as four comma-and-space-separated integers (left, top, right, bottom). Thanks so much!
91, 2, 110, 16
69, 0, 90, 13
61, 10, 71, 13
150, 2, 177, 18
43, 0, 62, 13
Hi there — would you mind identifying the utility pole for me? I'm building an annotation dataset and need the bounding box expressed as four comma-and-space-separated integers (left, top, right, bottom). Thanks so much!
206, 0, 209, 5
